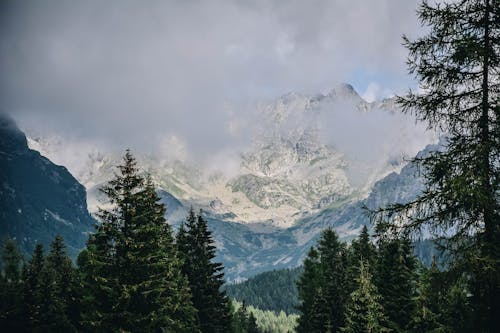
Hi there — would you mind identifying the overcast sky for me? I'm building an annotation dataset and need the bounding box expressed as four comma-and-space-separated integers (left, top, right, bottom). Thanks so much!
0, 0, 424, 156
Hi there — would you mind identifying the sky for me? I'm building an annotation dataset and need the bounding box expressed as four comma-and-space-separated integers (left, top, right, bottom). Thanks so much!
0, 0, 425, 159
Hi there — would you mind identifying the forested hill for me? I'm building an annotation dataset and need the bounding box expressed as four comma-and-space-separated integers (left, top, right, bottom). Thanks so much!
224, 238, 442, 315
225, 267, 302, 314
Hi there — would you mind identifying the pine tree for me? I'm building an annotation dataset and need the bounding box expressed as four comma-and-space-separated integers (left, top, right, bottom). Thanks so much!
376, 238, 417, 331
22, 244, 45, 330
0, 239, 24, 331
408, 260, 446, 333
373, 1, 500, 330
347, 226, 377, 293
308, 289, 332, 333
342, 261, 390, 333
247, 311, 260, 333
232, 301, 249, 333
35, 261, 74, 332
297, 229, 348, 333
296, 247, 321, 333
317, 228, 348, 332
46, 235, 79, 330
177, 209, 232, 332
80, 151, 198, 332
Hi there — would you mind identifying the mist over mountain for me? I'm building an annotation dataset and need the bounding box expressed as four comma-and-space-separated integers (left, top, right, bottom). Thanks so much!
21, 84, 435, 228
10, 85, 436, 280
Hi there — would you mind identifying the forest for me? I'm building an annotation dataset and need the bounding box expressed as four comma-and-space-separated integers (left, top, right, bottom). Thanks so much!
1, 0, 499, 332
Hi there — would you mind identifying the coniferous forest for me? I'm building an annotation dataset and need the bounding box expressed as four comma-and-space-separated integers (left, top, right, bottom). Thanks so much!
1, 0, 499, 332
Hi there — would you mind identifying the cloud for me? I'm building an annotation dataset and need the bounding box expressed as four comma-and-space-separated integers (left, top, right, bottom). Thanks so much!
0, 0, 422, 159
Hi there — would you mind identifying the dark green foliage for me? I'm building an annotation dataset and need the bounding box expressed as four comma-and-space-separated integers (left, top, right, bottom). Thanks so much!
408, 261, 447, 333
0, 239, 24, 331
308, 289, 331, 333
373, 1, 500, 331
346, 226, 377, 294
231, 302, 262, 333
177, 208, 232, 332
247, 312, 260, 333
296, 228, 348, 333
342, 261, 390, 333
224, 267, 302, 314
80, 151, 199, 332
376, 238, 417, 331
296, 247, 321, 332
22, 243, 45, 328
46, 235, 80, 330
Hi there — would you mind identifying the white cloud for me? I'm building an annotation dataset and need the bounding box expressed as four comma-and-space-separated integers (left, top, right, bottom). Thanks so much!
0, 0, 423, 158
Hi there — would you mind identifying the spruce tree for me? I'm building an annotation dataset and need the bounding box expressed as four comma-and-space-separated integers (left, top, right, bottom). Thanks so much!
22, 244, 45, 330
308, 289, 332, 333
46, 235, 79, 330
35, 261, 74, 332
80, 151, 198, 332
408, 260, 446, 333
297, 229, 348, 333
296, 247, 321, 333
247, 311, 260, 333
177, 209, 232, 332
347, 226, 377, 294
342, 261, 390, 333
317, 228, 348, 332
373, 1, 500, 330
0, 239, 24, 331
376, 238, 417, 331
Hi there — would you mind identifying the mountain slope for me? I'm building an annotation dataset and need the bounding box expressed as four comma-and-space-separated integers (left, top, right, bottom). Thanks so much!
0, 113, 94, 257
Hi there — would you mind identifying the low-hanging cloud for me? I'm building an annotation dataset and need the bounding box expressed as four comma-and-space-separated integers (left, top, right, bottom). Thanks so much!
0, 0, 423, 160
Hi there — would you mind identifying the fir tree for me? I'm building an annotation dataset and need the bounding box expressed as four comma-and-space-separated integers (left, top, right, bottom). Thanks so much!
347, 226, 377, 294
342, 260, 390, 333
35, 262, 74, 332
80, 151, 198, 332
373, 1, 500, 330
46, 235, 79, 330
408, 260, 446, 333
0, 239, 24, 331
297, 229, 348, 333
247, 311, 260, 333
376, 238, 417, 331
296, 247, 321, 333
317, 228, 348, 331
22, 244, 45, 330
308, 289, 332, 333
177, 209, 232, 332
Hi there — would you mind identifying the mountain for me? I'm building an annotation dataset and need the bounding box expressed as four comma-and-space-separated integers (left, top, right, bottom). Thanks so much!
0, 113, 94, 258
17, 84, 436, 279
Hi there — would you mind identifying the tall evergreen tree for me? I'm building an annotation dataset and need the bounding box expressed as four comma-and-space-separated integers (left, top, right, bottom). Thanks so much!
80, 151, 198, 332
46, 235, 79, 330
0, 239, 24, 331
296, 229, 348, 333
23, 244, 45, 330
373, 1, 500, 330
296, 247, 321, 333
347, 226, 377, 294
35, 260, 74, 332
376, 238, 417, 331
317, 228, 348, 332
247, 311, 260, 333
177, 209, 232, 332
408, 260, 446, 333
342, 261, 390, 333
308, 289, 332, 333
